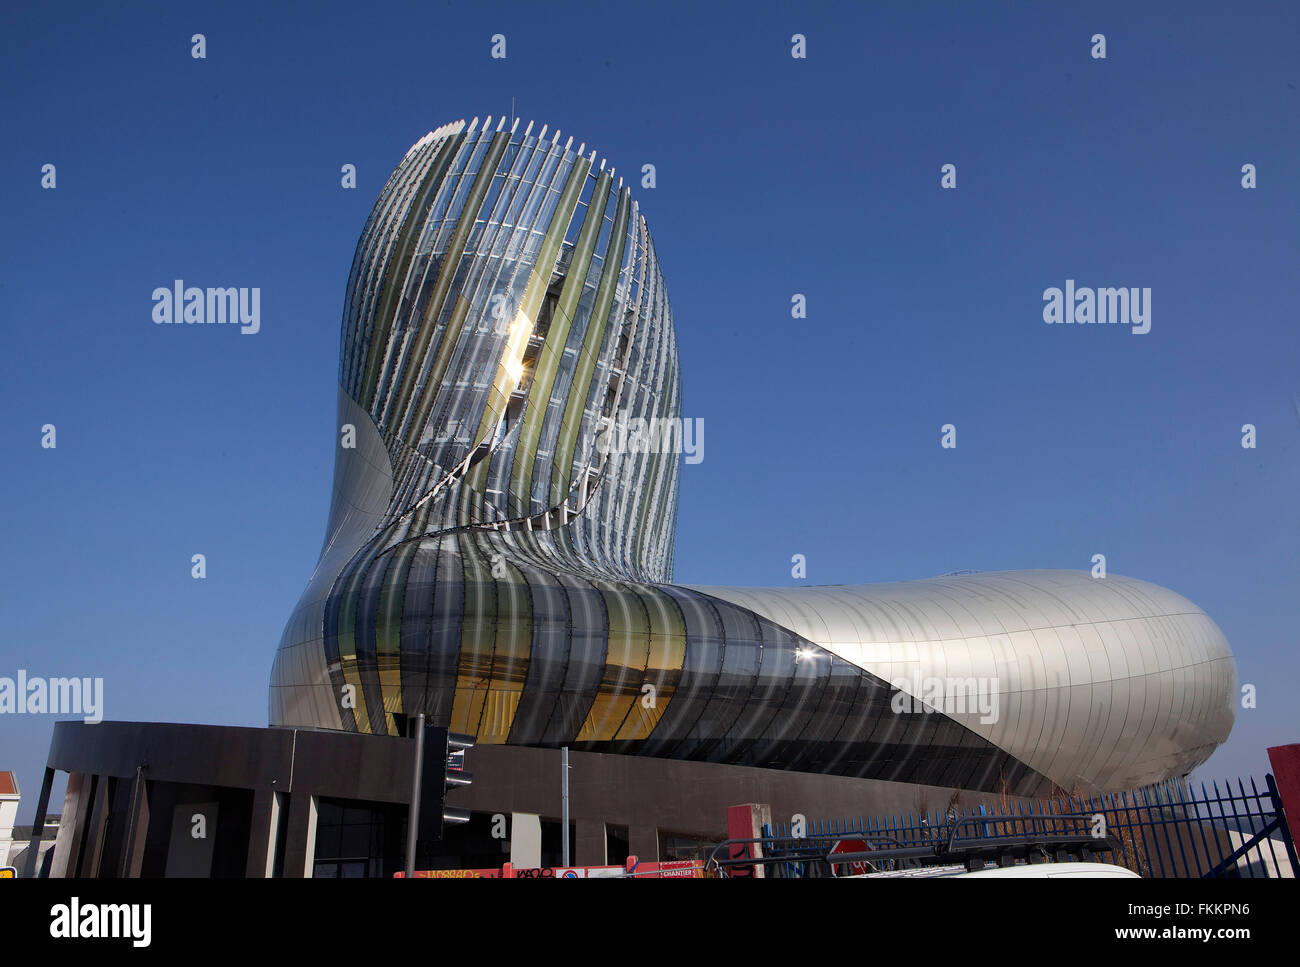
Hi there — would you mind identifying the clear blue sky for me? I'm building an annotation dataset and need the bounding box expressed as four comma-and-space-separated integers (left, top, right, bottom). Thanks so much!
2, 1, 1296, 822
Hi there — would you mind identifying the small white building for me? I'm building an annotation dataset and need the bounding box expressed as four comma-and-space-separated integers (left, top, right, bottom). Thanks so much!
0, 771, 59, 875
0, 771, 21, 868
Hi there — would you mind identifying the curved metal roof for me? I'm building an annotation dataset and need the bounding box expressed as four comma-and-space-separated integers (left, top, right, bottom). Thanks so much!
690, 570, 1236, 792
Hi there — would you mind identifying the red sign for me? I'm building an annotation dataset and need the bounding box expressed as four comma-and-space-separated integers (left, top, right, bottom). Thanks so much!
828, 839, 874, 877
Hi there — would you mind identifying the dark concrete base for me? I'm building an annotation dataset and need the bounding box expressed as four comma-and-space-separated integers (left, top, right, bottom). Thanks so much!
446, 743, 1023, 865
36, 720, 1029, 876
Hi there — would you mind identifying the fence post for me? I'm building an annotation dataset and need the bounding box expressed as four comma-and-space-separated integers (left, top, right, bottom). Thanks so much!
1265, 774, 1300, 876
726, 803, 771, 878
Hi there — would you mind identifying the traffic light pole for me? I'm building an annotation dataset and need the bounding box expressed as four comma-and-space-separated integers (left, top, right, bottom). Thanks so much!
561, 746, 570, 867
405, 712, 425, 878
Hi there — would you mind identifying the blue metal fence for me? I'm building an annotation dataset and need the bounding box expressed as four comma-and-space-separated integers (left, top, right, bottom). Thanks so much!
762, 774, 1295, 878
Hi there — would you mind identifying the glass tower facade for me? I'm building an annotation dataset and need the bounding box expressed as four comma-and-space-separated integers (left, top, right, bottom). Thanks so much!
270, 119, 1236, 796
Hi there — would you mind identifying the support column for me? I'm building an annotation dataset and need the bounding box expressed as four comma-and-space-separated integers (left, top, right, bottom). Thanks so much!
119, 769, 150, 877
629, 825, 659, 863
245, 786, 281, 878
281, 793, 318, 878
574, 819, 606, 867
21, 767, 54, 878
49, 772, 87, 878
510, 813, 542, 869
78, 776, 111, 878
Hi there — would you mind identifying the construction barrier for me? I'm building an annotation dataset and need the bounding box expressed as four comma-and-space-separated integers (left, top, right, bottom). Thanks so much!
394, 856, 702, 878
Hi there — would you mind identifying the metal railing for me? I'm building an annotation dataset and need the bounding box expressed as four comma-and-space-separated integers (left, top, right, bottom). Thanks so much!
733, 774, 1295, 878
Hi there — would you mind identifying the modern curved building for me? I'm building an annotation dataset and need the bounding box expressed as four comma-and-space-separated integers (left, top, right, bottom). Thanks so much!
270, 117, 1236, 798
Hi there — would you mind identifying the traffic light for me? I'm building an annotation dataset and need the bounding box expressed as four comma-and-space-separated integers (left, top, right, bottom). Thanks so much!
442, 731, 475, 827
416, 727, 475, 841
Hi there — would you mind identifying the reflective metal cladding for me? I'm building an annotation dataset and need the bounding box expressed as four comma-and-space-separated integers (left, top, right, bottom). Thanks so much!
270, 118, 1236, 796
